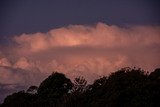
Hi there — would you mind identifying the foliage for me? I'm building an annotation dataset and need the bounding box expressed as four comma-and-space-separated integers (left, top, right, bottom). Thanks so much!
72, 76, 87, 93
1, 67, 160, 107
1, 91, 37, 107
36, 72, 73, 107
27, 86, 38, 94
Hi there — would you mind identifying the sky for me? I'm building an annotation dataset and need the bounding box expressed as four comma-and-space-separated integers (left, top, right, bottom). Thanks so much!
0, 0, 160, 103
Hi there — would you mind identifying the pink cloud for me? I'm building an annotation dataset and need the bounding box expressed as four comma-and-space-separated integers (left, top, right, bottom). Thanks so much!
14, 23, 160, 53
0, 22, 160, 84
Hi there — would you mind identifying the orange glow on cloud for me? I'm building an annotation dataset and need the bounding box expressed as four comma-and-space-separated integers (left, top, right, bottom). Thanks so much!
0, 22, 160, 84
14, 23, 160, 53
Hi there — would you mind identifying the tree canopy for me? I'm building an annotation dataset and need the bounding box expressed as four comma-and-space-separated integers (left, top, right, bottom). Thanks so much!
1, 67, 160, 107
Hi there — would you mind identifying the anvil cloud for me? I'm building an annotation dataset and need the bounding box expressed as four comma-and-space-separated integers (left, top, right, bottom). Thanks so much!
0, 22, 160, 89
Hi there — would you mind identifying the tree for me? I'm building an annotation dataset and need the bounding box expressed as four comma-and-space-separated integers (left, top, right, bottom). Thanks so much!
63, 77, 87, 107
72, 76, 87, 93
84, 67, 149, 107
27, 86, 38, 94
147, 68, 160, 107
1, 68, 160, 107
149, 68, 160, 80
37, 72, 73, 106
1, 91, 37, 107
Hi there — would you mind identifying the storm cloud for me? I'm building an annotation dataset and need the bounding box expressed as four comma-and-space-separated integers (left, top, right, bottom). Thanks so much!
0, 22, 160, 86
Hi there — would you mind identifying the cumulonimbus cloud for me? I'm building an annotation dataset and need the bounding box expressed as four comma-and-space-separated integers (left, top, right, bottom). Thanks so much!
14, 23, 160, 53
0, 22, 160, 102
0, 22, 160, 85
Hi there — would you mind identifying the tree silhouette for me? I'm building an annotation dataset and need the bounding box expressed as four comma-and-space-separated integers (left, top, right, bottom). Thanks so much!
72, 76, 87, 93
1, 91, 37, 107
37, 72, 73, 107
27, 86, 38, 94
1, 67, 160, 107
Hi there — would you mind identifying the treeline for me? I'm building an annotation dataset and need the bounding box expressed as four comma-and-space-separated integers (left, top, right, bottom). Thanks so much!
0, 67, 160, 107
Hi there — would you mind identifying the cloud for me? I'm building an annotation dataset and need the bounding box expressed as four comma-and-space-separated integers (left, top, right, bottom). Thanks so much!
14, 23, 160, 53
0, 22, 160, 102
0, 83, 26, 103
0, 58, 11, 67
11, 23, 160, 73
0, 65, 46, 102
0, 66, 44, 85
